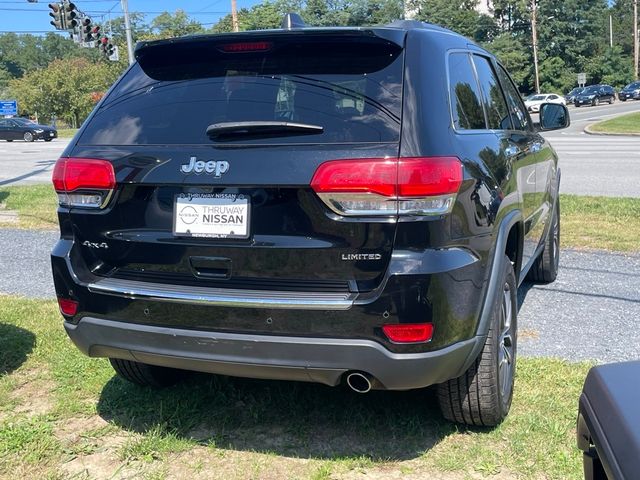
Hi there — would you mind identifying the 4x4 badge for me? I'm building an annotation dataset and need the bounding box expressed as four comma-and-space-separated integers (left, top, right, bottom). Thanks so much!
180, 156, 229, 177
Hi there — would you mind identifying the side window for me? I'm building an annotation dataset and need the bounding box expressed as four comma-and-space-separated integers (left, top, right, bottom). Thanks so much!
496, 65, 530, 131
448, 52, 485, 130
472, 55, 511, 130
549, 95, 558, 100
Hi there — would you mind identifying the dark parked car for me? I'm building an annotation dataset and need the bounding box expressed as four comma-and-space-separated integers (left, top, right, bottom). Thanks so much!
618, 81, 640, 101
51, 16, 568, 426
0, 117, 57, 142
574, 85, 616, 106
578, 362, 640, 480
565, 87, 585, 103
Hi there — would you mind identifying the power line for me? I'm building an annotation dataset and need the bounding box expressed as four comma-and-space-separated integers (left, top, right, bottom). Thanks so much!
0, 7, 230, 14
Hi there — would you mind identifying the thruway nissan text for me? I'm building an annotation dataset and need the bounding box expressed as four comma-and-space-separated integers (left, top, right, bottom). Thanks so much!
51, 16, 569, 426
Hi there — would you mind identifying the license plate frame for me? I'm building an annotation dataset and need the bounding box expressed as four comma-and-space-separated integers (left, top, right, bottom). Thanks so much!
173, 193, 250, 239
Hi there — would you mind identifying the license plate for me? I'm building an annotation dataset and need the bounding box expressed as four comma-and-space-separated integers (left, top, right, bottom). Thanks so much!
49, 132, 54, 136
173, 193, 250, 239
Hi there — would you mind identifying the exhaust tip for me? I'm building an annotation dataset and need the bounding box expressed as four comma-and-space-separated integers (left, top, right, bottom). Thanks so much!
346, 372, 373, 394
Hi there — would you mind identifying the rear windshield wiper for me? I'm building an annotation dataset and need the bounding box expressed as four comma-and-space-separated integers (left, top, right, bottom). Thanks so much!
206, 121, 323, 139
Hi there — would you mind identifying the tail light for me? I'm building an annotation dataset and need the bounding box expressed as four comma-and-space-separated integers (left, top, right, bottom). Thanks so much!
382, 323, 434, 343
57, 298, 78, 316
310, 157, 463, 216
52, 158, 116, 208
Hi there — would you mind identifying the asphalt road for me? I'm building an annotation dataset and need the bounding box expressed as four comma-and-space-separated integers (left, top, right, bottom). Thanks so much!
1, 228, 638, 364
0, 138, 68, 186
539, 100, 640, 198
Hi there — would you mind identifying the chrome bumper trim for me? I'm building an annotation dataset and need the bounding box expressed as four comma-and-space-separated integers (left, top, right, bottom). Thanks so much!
87, 277, 355, 310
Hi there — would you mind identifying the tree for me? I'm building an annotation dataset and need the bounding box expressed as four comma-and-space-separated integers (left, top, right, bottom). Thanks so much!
484, 32, 532, 91
101, 13, 149, 44
147, 10, 205, 39
412, 0, 497, 42
9, 58, 120, 127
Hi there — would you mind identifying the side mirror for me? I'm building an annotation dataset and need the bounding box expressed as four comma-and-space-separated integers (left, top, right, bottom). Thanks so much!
538, 103, 570, 131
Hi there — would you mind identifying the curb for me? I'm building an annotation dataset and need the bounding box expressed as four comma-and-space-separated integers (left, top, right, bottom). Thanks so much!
584, 118, 640, 137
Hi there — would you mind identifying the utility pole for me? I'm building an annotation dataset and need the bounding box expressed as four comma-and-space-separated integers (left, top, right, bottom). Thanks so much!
121, 0, 134, 65
609, 15, 613, 49
531, 0, 540, 93
231, 0, 239, 32
635, 0, 639, 80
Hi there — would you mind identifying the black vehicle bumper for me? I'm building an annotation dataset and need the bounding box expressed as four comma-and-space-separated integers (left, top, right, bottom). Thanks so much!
52, 236, 490, 389
65, 316, 479, 390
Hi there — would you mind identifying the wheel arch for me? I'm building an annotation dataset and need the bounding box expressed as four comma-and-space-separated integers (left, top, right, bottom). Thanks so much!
454, 209, 523, 378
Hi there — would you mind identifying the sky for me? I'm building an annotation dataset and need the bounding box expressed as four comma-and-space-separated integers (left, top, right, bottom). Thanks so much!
0, 0, 264, 35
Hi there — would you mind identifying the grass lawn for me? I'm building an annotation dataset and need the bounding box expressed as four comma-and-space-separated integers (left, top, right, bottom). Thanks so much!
1, 185, 639, 252
589, 111, 640, 134
0, 296, 591, 479
56, 128, 79, 138
0, 184, 58, 230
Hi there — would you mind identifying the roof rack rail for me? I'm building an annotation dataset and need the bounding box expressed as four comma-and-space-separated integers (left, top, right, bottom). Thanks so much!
281, 13, 306, 29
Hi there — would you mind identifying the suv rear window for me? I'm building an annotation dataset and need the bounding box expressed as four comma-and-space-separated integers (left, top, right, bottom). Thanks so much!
78, 35, 404, 146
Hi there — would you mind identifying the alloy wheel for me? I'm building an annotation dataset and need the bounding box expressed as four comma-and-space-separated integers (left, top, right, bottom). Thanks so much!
498, 282, 515, 401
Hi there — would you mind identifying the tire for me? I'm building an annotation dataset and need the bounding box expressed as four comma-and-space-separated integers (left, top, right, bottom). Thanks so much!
109, 358, 184, 387
44, 138, 52, 142
609, 97, 614, 104
527, 197, 560, 284
593, 98, 599, 106
23, 131, 34, 142
621, 98, 627, 102
438, 254, 517, 427
6, 139, 12, 142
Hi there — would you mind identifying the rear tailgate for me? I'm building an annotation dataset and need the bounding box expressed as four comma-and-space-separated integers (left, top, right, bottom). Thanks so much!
65, 30, 405, 294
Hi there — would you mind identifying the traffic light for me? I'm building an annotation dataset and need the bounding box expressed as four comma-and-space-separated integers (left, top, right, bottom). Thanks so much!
48, 3, 64, 30
63, 2, 79, 30
90, 25, 101, 42
99, 36, 114, 57
81, 18, 92, 42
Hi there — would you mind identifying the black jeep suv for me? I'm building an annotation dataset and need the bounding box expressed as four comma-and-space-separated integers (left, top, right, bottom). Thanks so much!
51, 17, 568, 426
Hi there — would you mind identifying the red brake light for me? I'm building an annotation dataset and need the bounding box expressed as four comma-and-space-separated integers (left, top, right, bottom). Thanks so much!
52, 158, 116, 208
57, 298, 78, 316
220, 42, 273, 53
310, 158, 397, 197
53, 158, 115, 192
398, 157, 463, 197
310, 157, 463, 216
382, 323, 434, 343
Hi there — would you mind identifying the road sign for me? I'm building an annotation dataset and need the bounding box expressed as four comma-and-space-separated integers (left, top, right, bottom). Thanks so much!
577, 73, 587, 86
0, 100, 17, 116
108, 45, 120, 62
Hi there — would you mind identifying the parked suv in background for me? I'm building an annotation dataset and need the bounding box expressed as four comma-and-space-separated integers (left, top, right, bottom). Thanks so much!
618, 81, 640, 101
51, 16, 569, 426
574, 85, 616, 106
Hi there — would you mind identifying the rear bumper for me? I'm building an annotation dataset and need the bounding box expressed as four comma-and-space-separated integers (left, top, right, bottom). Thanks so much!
65, 316, 479, 390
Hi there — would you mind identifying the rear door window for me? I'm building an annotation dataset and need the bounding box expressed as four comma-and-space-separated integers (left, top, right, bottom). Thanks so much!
448, 52, 486, 130
471, 55, 510, 130
78, 35, 404, 146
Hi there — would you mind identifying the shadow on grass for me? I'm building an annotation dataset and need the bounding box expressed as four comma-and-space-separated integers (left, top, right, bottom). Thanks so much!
96, 373, 473, 461
92, 282, 538, 461
0, 323, 35, 377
